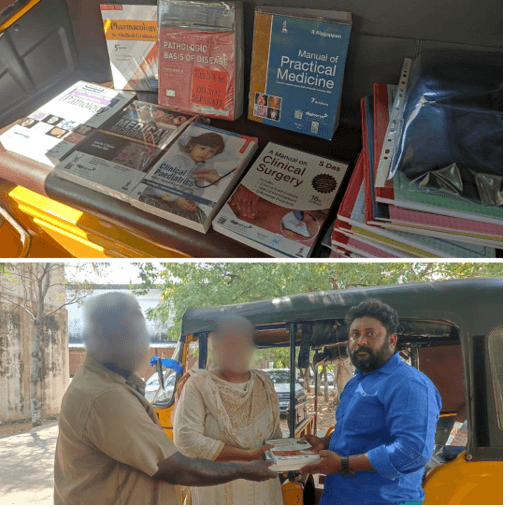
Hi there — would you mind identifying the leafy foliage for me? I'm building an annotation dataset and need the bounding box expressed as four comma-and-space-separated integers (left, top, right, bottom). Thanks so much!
134, 262, 502, 342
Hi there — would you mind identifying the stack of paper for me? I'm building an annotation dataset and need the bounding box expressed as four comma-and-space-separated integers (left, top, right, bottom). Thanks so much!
326, 61, 501, 258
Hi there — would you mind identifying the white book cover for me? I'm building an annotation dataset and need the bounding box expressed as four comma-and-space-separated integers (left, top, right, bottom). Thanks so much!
54, 103, 196, 201
129, 123, 258, 233
101, 4, 159, 92
0, 81, 135, 166
265, 438, 319, 472
213, 142, 349, 257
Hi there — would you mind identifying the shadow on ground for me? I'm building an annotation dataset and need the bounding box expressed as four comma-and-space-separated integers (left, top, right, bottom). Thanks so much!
0, 423, 57, 504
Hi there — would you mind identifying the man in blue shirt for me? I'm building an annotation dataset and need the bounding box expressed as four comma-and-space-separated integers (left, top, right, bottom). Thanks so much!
301, 298, 442, 505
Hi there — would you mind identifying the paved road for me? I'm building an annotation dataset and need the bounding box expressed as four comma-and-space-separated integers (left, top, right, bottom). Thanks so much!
0, 423, 58, 505
0, 422, 328, 505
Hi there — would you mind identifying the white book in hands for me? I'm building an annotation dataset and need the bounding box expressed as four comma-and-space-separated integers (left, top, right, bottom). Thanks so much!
264, 438, 320, 472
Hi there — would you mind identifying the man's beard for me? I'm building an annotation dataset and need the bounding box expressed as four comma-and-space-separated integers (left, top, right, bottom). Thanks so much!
349, 340, 393, 374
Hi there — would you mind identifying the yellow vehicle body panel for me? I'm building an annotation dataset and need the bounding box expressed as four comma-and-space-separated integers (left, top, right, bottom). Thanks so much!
0, 0, 41, 33
0, 183, 191, 258
423, 452, 503, 505
282, 481, 304, 505
155, 405, 174, 440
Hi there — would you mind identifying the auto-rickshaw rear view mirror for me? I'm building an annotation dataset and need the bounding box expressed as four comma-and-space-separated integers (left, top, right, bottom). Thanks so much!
150, 356, 183, 389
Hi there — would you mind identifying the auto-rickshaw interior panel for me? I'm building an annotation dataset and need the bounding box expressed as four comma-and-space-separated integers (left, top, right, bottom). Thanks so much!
253, 320, 459, 347
417, 345, 465, 415
251, 319, 464, 416
486, 327, 503, 449
471, 328, 503, 452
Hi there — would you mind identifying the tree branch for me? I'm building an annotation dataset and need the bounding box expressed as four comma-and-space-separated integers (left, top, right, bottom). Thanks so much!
40, 263, 51, 301
44, 301, 75, 318
344, 281, 371, 289
43, 290, 93, 317
0, 294, 36, 320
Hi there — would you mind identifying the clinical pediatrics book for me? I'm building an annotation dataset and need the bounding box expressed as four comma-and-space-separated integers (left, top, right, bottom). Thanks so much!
129, 123, 258, 233
100, 4, 159, 92
212, 142, 349, 257
264, 438, 320, 472
248, 7, 352, 140
54, 101, 198, 200
0, 81, 135, 166
157, 0, 243, 120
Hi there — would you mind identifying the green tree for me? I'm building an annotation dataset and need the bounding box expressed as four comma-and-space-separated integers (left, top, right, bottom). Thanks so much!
135, 262, 502, 341
135, 262, 501, 407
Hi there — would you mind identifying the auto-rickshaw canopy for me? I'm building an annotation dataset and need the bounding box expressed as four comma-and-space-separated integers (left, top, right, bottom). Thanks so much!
181, 277, 502, 345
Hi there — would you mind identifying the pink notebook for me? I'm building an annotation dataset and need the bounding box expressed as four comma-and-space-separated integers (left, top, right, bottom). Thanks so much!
389, 206, 503, 238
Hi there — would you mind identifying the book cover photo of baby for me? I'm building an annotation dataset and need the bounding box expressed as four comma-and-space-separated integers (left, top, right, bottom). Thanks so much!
137, 126, 250, 224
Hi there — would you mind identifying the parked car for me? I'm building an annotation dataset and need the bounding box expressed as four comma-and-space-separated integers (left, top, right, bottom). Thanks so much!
299, 369, 334, 387
264, 368, 307, 414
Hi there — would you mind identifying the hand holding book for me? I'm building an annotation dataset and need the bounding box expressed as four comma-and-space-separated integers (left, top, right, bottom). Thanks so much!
248, 443, 275, 461
300, 433, 329, 453
240, 460, 278, 482
263, 438, 320, 472
300, 450, 375, 475
299, 450, 342, 475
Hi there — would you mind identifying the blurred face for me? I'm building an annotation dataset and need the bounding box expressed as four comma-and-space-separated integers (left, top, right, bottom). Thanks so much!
211, 330, 254, 374
348, 316, 397, 374
85, 296, 151, 375
189, 143, 217, 162
119, 308, 151, 373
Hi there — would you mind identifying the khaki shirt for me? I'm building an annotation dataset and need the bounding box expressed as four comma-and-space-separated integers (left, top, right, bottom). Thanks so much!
54, 356, 179, 504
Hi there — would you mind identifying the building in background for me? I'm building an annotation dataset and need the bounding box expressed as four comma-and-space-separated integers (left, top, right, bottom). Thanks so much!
0, 265, 68, 423
68, 341, 176, 381
66, 284, 176, 381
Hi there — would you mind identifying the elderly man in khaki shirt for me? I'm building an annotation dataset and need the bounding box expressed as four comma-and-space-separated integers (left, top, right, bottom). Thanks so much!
54, 292, 276, 504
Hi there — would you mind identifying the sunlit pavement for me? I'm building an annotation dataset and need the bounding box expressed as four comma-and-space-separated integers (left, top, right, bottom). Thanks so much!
0, 423, 58, 505
0, 421, 328, 504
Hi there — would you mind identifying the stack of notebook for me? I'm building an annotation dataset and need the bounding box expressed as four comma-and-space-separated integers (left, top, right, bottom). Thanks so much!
324, 56, 502, 258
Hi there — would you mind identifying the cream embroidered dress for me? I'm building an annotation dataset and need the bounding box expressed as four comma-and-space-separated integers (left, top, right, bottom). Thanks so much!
173, 369, 283, 504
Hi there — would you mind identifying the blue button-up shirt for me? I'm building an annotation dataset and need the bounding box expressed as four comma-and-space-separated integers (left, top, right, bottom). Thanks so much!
321, 352, 442, 505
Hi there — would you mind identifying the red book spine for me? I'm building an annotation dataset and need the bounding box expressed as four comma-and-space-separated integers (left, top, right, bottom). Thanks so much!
337, 149, 365, 221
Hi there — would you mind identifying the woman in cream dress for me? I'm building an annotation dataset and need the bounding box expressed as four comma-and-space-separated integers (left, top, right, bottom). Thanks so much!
173, 315, 283, 505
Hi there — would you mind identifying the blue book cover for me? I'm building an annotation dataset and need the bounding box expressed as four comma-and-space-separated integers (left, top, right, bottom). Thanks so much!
248, 7, 352, 140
